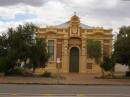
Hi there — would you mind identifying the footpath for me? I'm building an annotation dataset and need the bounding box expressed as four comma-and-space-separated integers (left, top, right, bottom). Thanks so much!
0, 74, 130, 85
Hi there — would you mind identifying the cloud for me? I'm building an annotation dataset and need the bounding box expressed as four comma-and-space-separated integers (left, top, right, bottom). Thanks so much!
0, 0, 130, 34
0, 21, 23, 34
0, 0, 45, 6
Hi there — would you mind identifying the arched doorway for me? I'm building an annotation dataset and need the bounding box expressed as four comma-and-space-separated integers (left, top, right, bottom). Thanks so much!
69, 47, 79, 72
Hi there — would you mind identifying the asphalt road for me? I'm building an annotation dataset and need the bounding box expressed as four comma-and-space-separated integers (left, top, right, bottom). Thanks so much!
0, 84, 130, 97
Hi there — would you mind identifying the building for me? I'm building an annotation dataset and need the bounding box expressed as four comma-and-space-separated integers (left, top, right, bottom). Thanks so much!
36, 14, 112, 74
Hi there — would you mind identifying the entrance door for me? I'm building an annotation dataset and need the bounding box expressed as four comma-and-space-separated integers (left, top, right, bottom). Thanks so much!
69, 47, 79, 72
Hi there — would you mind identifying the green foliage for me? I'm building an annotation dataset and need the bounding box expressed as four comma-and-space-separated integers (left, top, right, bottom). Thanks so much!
31, 38, 50, 70
100, 57, 115, 72
0, 56, 13, 74
6, 23, 37, 60
86, 39, 102, 63
113, 26, 130, 68
0, 23, 49, 74
0, 57, 6, 72
9, 67, 25, 76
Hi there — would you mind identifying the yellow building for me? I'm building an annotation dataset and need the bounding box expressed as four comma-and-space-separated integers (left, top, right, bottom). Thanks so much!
36, 14, 112, 74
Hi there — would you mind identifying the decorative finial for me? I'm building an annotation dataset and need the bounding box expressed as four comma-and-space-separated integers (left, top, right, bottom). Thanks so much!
74, 11, 76, 16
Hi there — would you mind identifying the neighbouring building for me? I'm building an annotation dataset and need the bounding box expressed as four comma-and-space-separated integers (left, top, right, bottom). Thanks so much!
36, 14, 112, 74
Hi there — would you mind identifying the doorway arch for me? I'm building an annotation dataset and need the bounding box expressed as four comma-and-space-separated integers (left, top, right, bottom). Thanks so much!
69, 47, 79, 72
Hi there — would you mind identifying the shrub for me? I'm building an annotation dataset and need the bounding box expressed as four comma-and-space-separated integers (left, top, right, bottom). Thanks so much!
9, 67, 25, 76
100, 57, 115, 72
0, 63, 5, 73
100, 57, 115, 77
0, 57, 9, 73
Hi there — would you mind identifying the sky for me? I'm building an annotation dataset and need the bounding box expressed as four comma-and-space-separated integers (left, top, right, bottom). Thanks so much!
0, 0, 130, 34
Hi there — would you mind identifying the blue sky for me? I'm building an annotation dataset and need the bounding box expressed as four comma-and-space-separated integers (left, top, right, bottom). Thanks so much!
0, 0, 130, 33
0, 13, 35, 22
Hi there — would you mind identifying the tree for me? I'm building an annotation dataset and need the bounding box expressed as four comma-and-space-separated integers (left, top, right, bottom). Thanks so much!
0, 34, 10, 73
0, 23, 49, 74
7, 24, 37, 61
113, 26, 130, 70
0, 34, 8, 57
100, 56, 115, 77
0, 56, 11, 73
86, 39, 102, 63
6, 23, 38, 73
30, 38, 49, 72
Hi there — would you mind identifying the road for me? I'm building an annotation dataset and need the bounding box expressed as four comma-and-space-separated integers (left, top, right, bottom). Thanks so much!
0, 84, 130, 97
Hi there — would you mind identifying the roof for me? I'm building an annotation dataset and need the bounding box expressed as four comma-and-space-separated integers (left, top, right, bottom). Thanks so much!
55, 21, 92, 29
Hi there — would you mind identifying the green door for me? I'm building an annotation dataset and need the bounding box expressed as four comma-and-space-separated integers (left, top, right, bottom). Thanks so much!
69, 47, 79, 72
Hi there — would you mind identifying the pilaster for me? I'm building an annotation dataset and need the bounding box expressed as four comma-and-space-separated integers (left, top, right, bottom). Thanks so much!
62, 39, 69, 73
80, 39, 87, 73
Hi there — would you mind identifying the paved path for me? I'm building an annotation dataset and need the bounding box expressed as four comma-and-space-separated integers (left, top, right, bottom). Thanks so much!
0, 74, 130, 85
0, 94, 129, 97
61, 73, 130, 85
0, 84, 130, 97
